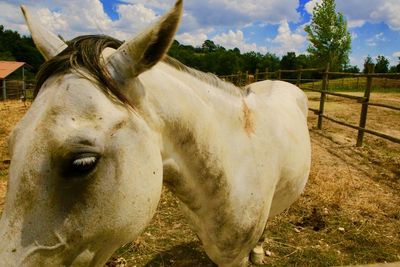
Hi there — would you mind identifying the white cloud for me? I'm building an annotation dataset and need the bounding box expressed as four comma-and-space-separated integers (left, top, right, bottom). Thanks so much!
393, 52, 400, 58
116, 4, 157, 26
0, 2, 29, 34
1, 0, 161, 41
176, 31, 209, 47
305, 0, 321, 14
111, 3, 158, 40
122, 0, 300, 27
271, 20, 307, 55
369, 0, 400, 30
4, 0, 114, 39
212, 30, 268, 54
347, 19, 365, 28
351, 32, 358, 40
366, 32, 386, 47
121, 0, 175, 10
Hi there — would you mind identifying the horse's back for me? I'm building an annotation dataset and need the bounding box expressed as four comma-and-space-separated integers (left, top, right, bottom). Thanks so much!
247, 80, 308, 117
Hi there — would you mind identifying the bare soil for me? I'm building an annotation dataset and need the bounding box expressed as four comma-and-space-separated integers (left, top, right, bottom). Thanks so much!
0, 93, 399, 266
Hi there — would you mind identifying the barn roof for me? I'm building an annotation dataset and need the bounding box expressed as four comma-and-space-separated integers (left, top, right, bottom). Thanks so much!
0, 61, 26, 79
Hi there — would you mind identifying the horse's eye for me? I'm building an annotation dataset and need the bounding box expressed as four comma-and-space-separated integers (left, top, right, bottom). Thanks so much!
64, 153, 100, 177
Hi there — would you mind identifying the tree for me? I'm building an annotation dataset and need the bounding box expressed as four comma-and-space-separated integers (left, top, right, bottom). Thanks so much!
343, 65, 360, 73
375, 55, 389, 73
241, 52, 263, 74
363, 56, 374, 73
280, 52, 297, 70
304, 0, 352, 71
201, 40, 217, 52
259, 53, 280, 72
397, 57, 400, 73
389, 57, 400, 73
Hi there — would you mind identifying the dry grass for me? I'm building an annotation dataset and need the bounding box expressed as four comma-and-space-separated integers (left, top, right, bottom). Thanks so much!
0, 101, 30, 209
0, 95, 399, 267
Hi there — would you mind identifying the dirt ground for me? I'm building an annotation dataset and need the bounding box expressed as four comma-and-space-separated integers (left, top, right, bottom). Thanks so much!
0, 92, 399, 266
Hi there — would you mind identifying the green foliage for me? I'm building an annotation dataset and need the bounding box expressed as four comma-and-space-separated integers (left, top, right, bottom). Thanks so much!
396, 57, 400, 73
0, 51, 15, 61
343, 64, 360, 73
280, 52, 297, 70
375, 55, 390, 73
304, 0, 352, 71
169, 40, 281, 75
0, 25, 44, 73
363, 55, 393, 74
168, 40, 321, 76
363, 55, 374, 73
389, 58, 400, 73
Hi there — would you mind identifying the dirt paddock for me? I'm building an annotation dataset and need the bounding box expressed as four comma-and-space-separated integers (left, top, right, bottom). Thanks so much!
0, 92, 399, 267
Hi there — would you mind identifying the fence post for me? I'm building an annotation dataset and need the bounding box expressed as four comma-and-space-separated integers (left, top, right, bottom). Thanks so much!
317, 64, 330, 130
296, 67, 303, 86
255, 69, 259, 82
237, 71, 242, 87
245, 71, 249, 86
2, 79, 6, 101
356, 76, 360, 90
22, 66, 26, 98
265, 68, 269, 80
277, 70, 282, 80
356, 64, 374, 147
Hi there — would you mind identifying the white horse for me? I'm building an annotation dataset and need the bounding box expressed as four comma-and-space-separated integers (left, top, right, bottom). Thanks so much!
0, 1, 311, 266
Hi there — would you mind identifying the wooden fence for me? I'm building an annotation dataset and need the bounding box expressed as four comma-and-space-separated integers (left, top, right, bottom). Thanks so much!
221, 65, 400, 147
1, 79, 35, 100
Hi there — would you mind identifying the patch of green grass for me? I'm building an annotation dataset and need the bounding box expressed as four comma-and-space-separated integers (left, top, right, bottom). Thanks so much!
301, 77, 400, 93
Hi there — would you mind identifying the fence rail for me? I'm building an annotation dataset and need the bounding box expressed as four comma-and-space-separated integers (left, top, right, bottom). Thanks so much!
1, 79, 35, 100
221, 65, 400, 147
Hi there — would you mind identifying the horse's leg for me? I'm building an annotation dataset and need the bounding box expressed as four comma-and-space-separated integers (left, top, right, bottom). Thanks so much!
250, 227, 268, 265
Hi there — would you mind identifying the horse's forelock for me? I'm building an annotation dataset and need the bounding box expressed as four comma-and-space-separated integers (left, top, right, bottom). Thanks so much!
35, 35, 131, 106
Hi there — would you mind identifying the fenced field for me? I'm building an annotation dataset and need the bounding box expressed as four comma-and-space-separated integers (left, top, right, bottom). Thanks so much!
222, 66, 400, 147
0, 80, 399, 266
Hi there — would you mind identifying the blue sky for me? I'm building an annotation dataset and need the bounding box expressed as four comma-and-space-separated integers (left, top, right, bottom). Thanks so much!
1, 0, 399, 68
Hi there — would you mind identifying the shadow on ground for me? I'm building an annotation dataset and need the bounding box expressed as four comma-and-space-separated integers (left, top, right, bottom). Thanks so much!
144, 242, 216, 267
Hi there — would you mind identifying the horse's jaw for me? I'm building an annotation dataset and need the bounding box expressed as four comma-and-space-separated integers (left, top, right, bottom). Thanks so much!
0, 216, 116, 267
0, 219, 98, 267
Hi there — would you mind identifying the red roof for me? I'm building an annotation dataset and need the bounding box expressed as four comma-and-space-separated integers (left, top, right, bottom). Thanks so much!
0, 61, 26, 79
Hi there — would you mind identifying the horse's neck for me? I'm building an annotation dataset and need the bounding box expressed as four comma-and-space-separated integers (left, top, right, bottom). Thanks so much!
138, 62, 243, 210
138, 64, 281, 255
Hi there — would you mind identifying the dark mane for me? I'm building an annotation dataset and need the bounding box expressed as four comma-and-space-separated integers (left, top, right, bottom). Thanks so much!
35, 35, 127, 103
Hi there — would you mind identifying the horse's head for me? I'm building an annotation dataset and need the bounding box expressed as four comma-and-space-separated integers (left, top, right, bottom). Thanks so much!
0, 1, 182, 266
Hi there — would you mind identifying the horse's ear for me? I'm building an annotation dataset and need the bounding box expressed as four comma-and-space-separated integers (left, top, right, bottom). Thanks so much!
21, 6, 67, 61
105, 0, 183, 82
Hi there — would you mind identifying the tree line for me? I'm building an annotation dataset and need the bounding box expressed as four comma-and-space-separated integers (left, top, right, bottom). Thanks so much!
1, 19, 399, 81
